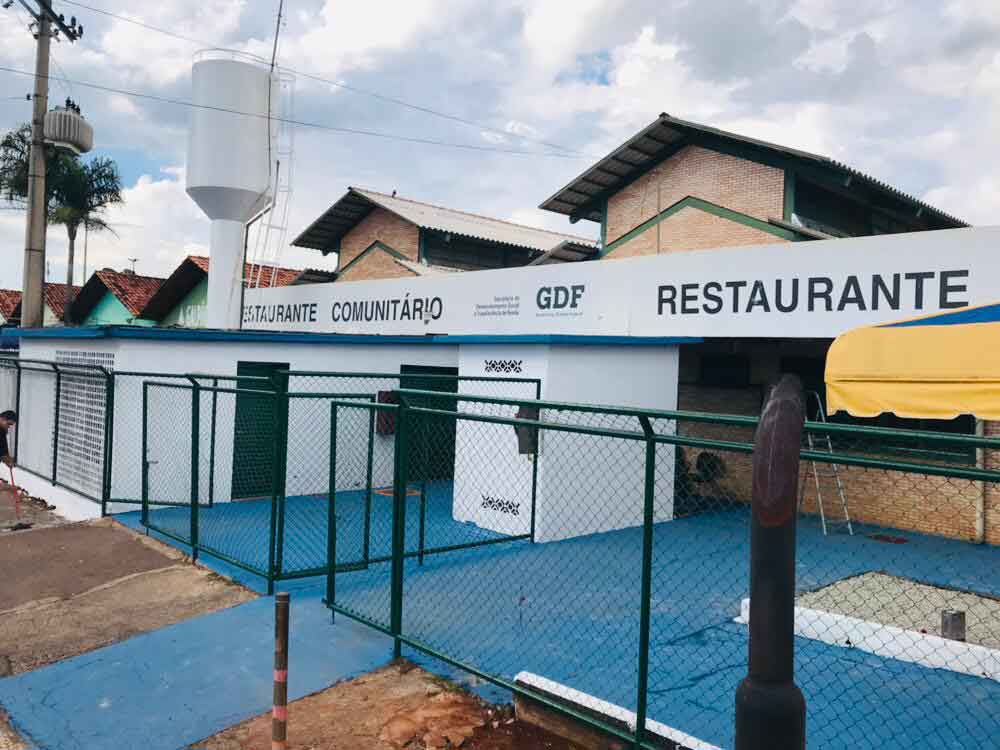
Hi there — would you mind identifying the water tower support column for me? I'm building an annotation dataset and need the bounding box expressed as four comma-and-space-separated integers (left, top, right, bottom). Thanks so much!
206, 219, 247, 330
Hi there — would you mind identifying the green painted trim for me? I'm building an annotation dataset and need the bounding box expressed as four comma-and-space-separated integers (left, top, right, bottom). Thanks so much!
783, 169, 796, 221
602, 196, 809, 256
337, 240, 408, 276
599, 200, 608, 248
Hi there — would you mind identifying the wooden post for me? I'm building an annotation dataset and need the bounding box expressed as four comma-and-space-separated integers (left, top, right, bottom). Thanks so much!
735, 374, 807, 750
273, 591, 290, 750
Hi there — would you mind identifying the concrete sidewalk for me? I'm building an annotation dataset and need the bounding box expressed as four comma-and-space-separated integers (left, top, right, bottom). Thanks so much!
0, 590, 391, 750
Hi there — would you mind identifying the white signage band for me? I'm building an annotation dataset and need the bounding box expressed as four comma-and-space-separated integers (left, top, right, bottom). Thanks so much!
243, 226, 1000, 340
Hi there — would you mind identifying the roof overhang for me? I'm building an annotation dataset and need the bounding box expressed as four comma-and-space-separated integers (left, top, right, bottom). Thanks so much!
540, 112, 968, 228
826, 303, 1000, 420
291, 189, 377, 252
528, 240, 601, 265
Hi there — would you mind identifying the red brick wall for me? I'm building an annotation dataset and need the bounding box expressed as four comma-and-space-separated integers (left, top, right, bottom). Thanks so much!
604, 145, 785, 256
609, 206, 788, 259
677, 384, 999, 544
338, 207, 419, 277
985, 420, 1000, 545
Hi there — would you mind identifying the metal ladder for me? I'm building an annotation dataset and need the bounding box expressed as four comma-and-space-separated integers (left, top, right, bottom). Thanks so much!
800, 391, 854, 535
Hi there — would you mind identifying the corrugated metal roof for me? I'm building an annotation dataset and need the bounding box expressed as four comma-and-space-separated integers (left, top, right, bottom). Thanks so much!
293, 187, 599, 254
539, 113, 968, 228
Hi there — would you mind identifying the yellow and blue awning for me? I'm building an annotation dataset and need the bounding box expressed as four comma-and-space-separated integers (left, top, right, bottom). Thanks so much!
826, 303, 1000, 419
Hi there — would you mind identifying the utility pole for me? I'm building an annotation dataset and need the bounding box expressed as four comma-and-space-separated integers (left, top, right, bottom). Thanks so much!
20, 8, 51, 329
14, 1, 84, 328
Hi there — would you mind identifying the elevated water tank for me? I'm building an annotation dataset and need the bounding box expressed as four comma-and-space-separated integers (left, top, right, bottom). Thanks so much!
186, 50, 277, 329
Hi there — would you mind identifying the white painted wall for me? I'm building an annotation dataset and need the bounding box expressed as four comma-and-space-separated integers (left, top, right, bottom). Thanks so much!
455, 345, 549, 536
536, 346, 678, 541
17, 336, 682, 541
454, 343, 679, 542
20, 336, 460, 515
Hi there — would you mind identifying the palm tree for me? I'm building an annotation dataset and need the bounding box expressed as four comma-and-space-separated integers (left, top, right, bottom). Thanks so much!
1, 124, 123, 321
49, 157, 123, 318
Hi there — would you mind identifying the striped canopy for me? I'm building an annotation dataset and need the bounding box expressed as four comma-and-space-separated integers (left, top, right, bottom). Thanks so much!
825, 303, 1000, 419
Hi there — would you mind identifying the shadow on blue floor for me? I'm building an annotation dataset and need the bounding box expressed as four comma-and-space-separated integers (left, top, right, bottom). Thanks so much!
137, 482, 510, 579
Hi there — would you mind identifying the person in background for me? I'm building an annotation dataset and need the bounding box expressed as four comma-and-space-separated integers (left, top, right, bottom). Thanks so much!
0, 410, 17, 468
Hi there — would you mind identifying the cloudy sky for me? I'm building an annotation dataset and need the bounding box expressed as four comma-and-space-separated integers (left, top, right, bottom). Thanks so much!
0, 0, 997, 290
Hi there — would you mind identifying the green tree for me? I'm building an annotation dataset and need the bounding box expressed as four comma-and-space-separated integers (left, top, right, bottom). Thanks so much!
0, 123, 72, 208
0, 123, 124, 321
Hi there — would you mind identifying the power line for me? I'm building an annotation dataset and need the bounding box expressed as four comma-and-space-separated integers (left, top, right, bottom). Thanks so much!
0, 64, 588, 159
58, 0, 593, 157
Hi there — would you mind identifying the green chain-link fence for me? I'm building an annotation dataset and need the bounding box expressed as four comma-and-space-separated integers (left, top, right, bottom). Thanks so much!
323, 389, 1000, 750
4, 354, 1000, 749
134, 371, 540, 591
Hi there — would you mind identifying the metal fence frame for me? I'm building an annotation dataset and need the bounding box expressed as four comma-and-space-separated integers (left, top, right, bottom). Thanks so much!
0, 356, 114, 506
321, 387, 1000, 750
132, 371, 541, 592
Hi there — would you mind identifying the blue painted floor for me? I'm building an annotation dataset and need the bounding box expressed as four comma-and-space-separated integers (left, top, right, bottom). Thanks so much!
16, 502, 997, 750
327, 508, 1000, 750
0, 588, 392, 750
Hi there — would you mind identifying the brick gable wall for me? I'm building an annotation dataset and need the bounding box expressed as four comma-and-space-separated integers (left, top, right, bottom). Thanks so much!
604, 145, 785, 256
609, 206, 787, 259
339, 207, 420, 273
338, 248, 418, 283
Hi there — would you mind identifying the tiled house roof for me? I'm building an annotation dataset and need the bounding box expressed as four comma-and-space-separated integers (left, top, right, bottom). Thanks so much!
187, 256, 303, 288
0, 289, 21, 322
92, 270, 166, 316
141, 256, 306, 322
42, 283, 82, 322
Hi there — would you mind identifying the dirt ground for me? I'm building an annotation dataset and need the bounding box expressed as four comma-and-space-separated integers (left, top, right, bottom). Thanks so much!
0, 518, 256, 675
194, 661, 583, 750
0, 477, 67, 533
0, 516, 256, 747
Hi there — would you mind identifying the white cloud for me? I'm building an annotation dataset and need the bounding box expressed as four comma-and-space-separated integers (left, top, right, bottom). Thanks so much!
3, 0, 1000, 298
96, 1, 245, 86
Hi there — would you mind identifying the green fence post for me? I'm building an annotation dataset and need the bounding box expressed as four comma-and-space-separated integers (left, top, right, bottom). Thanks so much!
273, 375, 289, 582
634, 415, 656, 750
208, 378, 218, 507
51, 365, 61, 482
141, 382, 150, 527
190, 381, 201, 562
530, 379, 541, 542
418, 412, 428, 566
390, 397, 410, 659
326, 402, 338, 621
101, 369, 115, 517
364, 397, 375, 568
13, 362, 21, 459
